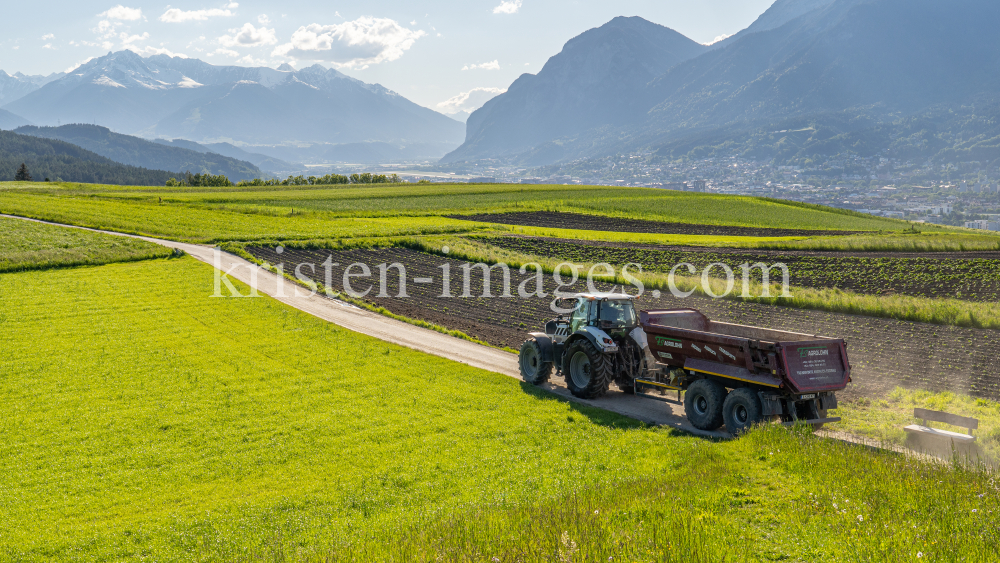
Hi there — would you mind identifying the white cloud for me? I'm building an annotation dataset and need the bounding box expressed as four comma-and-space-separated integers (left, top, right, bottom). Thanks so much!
462, 60, 500, 71
704, 33, 732, 45
41, 33, 54, 40
219, 23, 277, 47
493, 0, 522, 14
66, 56, 97, 73
238, 54, 267, 66
127, 45, 188, 57
43, 44, 55, 50
272, 17, 425, 68
257, 14, 270, 25
160, 7, 235, 23
211, 47, 240, 57
100, 5, 143, 21
437, 86, 505, 115
119, 31, 149, 45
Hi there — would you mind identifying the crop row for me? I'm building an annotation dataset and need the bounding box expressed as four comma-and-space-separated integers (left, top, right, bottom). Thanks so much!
479, 236, 1000, 301
248, 245, 1000, 402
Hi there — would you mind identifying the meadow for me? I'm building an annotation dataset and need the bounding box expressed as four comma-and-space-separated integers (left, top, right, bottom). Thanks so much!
1, 180, 915, 231
0, 215, 173, 272
0, 256, 996, 561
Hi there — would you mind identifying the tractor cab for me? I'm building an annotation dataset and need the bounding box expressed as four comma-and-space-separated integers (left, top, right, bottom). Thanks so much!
561, 293, 638, 334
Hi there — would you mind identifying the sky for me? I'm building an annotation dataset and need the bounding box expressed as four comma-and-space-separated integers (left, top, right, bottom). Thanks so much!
0, 0, 775, 117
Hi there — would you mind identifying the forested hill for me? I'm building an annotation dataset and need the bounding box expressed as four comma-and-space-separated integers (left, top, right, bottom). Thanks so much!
15, 124, 261, 181
0, 130, 174, 185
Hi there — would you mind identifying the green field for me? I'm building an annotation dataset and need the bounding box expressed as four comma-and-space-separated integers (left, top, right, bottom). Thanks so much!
0, 215, 173, 272
1, 257, 996, 561
0, 181, 917, 234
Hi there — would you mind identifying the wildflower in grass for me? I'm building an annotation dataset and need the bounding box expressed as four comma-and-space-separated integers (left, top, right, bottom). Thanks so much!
917, 552, 923, 558
857, 515, 863, 522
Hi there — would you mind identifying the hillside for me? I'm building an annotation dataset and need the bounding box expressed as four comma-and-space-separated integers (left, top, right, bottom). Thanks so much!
0, 108, 29, 130
152, 138, 297, 173
3, 51, 464, 148
0, 70, 62, 106
16, 124, 262, 181
446, 0, 1000, 166
443, 17, 707, 163
0, 130, 173, 185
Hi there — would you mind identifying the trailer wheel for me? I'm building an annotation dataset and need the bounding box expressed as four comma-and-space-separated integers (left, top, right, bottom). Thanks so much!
562, 340, 613, 399
684, 379, 727, 430
519, 339, 552, 385
722, 388, 764, 435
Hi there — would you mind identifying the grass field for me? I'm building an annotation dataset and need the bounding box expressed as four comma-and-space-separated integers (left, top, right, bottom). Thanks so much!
1, 257, 997, 561
1, 181, 918, 231
0, 215, 173, 272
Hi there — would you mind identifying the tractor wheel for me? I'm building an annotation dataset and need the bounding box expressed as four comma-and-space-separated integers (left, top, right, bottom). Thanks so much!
722, 388, 764, 435
684, 379, 727, 431
519, 338, 552, 385
562, 340, 613, 399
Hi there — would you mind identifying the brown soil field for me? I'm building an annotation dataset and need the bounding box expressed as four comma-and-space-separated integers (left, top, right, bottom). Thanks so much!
478, 236, 1000, 301
448, 211, 870, 237
248, 245, 1000, 402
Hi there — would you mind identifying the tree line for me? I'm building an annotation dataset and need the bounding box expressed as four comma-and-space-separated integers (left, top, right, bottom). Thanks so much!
165, 172, 403, 187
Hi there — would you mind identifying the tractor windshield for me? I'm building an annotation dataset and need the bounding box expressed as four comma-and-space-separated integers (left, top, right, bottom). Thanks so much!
598, 300, 637, 329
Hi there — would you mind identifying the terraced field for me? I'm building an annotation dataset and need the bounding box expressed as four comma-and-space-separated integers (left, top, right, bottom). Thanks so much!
247, 245, 1000, 402
480, 236, 1000, 301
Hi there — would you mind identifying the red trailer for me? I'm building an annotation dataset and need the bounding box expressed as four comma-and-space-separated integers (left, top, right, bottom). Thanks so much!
637, 309, 851, 433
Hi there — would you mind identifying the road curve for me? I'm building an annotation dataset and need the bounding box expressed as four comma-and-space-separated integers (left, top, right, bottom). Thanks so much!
0, 213, 733, 438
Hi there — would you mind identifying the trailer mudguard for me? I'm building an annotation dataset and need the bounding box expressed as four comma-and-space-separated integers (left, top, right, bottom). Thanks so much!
527, 332, 555, 363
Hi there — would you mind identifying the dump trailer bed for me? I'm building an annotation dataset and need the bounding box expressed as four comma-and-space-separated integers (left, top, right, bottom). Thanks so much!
637, 309, 851, 432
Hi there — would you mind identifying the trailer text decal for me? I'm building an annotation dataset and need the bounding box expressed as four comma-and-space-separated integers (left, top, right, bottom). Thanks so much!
655, 337, 683, 349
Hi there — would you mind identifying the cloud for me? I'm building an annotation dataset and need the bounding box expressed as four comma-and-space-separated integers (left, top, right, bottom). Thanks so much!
43, 44, 55, 50
272, 17, 425, 68
219, 23, 277, 47
238, 54, 267, 66
66, 56, 98, 73
119, 31, 149, 46
493, 0, 522, 14
462, 60, 500, 71
127, 45, 188, 57
160, 7, 235, 23
257, 14, 270, 25
211, 47, 240, 57
704, 33, 732, 45
436, 86, 505, 115
41, 33, 54, 40
100, 5, 143, 21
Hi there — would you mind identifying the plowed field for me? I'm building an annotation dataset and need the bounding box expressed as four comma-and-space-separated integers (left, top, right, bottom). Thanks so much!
248, 246, 1000, 402
478, 236, 1000, 301
448, 211, 871, 237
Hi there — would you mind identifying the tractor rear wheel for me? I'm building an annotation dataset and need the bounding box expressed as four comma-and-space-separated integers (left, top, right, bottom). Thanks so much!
562, 340, 613, 399
684, 379, 727, 431
722, 388, 764, 435
519, 338, 552, 385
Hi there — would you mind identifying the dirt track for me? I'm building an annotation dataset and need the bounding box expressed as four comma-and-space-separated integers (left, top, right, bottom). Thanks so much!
0, 214, 729, 438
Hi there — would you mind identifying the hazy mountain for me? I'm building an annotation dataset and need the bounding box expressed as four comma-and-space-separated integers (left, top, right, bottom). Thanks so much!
442, 17, 707, 163
0, 108, 30, 130
446, 0, 1000, 166
153, 138, 297, 173
3, 50, 464, 147
0, 129, 173, 185
15, 124, 262, 181
0, 70, 63, 106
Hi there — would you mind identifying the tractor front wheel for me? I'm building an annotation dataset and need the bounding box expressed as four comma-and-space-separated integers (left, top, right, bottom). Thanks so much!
519, 338, 552, 385
562, 340, 613, 399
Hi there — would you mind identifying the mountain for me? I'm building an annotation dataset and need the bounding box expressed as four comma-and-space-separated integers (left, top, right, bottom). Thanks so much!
0, 108, 30, 130
0, 129, 173, 185
442, 16, 708, 163
14, 124, 262, 181
0, 70, 63, 106
153, 138, 296, 173
3, 51, 464, 148
446, 0, 1000, 166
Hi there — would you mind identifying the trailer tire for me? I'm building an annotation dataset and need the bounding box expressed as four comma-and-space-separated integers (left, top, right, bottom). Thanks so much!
563, 340, 613, 399
684, 379, 727, 431
723, 387, 764, 435
519, 339, 552, 385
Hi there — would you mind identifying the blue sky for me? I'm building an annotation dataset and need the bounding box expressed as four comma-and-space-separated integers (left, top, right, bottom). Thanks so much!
0, 0, 774, 115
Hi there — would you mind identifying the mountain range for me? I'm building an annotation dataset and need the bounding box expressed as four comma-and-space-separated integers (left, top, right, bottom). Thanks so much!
444, 0, 1000, 166
2, 51, 464, 156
